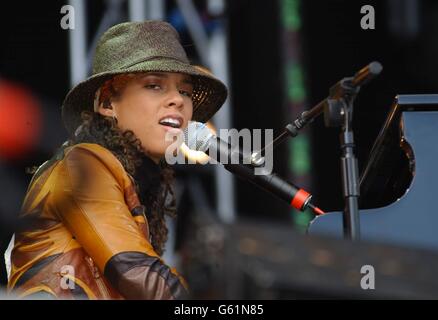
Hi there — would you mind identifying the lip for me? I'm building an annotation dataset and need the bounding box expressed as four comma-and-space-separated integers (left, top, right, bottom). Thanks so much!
158, 113, 184, 129
161, 126, 182, 134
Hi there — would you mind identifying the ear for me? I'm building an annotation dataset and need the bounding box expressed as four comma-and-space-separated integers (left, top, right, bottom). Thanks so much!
96, 103, 116, 118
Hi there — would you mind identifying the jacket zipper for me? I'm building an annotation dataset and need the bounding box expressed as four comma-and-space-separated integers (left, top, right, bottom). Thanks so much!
85, 256, 110, 299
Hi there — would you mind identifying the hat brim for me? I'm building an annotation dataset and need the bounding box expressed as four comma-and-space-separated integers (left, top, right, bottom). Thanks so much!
62, 58, 228, 136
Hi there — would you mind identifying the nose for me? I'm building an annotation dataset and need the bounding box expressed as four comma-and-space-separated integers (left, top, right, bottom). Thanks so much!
165, 88, 184, 110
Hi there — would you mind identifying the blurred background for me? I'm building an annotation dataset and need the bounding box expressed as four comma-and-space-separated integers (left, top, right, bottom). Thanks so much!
1, 0, 438, 299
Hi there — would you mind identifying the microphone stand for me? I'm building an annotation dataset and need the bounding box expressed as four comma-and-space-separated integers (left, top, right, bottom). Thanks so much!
252, 61, 383, 240
328, 78, 361, 240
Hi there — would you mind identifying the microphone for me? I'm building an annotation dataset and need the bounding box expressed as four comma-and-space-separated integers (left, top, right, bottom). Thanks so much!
183, 122, 324, 215
183, 121, 254, 165
351, 61, 383, 88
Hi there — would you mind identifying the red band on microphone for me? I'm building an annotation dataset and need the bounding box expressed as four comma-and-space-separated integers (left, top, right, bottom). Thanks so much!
290, 189, 310, 210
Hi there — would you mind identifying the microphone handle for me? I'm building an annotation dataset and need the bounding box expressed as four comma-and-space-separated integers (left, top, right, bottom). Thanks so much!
222, 163, 311, 211
210, 137, 252, 164
207, 136, 315, 212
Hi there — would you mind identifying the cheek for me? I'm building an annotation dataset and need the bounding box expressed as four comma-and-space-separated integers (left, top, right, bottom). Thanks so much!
125, 113, 165, 155
116, 98, 160, 140
119, 107, 154, 132
184, 102, 194, 125
128, 110, 158, 141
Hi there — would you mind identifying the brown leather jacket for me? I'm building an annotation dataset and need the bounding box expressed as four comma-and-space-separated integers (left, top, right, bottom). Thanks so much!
7, 143, 189, 299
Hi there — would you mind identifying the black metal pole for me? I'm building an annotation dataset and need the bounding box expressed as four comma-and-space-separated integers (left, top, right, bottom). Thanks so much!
339, 125, 361, 240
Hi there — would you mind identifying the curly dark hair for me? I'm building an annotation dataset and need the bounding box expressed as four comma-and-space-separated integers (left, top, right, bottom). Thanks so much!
69, 110, 177, 256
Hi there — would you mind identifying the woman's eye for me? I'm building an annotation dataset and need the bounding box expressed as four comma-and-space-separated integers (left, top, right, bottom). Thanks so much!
145, 84, 161, 90
180, 90, 193, 98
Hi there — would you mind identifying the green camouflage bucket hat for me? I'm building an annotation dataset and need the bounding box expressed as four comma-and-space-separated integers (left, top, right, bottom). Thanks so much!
62, 20, 228, 136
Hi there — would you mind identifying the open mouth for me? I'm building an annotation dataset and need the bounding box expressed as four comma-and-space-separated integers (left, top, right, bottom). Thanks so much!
158, 115, 183, 129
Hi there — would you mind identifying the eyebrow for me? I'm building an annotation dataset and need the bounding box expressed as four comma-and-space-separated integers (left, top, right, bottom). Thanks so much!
141, 72, 193, 85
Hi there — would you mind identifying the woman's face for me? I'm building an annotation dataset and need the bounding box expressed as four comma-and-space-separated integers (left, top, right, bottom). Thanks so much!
98, 72, 194, 163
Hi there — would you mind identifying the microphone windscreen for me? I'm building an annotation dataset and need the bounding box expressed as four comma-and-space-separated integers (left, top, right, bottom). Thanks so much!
183, 121, 214, 152
369, 61, 383, 75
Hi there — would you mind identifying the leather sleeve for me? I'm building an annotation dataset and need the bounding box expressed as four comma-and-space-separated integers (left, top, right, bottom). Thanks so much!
52, 143, 189, 299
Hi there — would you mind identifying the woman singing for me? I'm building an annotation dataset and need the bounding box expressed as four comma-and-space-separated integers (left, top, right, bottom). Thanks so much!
6, 20, 227, 299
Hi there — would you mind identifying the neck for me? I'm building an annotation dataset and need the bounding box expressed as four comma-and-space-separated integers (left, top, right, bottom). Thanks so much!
145, 151, 161, 164
134, 154, 162, 203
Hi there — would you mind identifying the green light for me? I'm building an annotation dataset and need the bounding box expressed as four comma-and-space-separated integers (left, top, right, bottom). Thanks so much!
281, 0, 301, 31
286, 63, 306, 102
281, 0, 312, 230
289, 136, 311, 175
